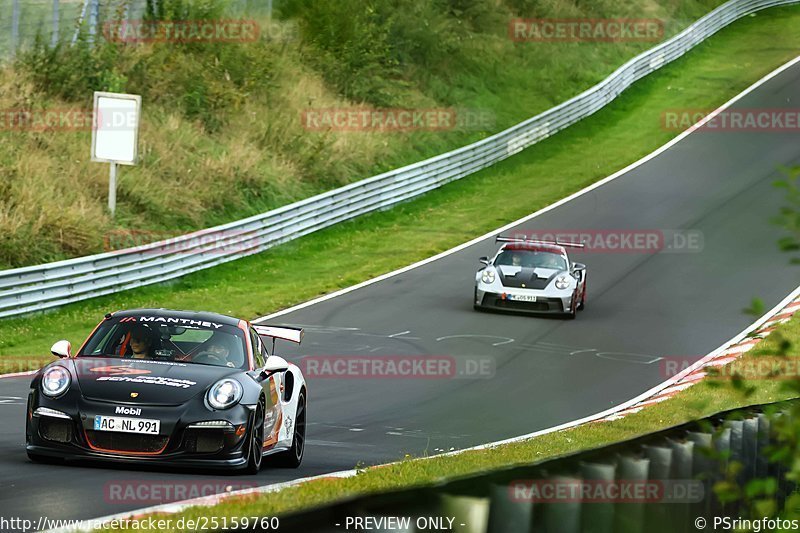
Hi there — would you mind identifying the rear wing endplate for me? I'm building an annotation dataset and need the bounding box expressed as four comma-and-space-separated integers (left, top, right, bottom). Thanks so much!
253, 325, 304, 345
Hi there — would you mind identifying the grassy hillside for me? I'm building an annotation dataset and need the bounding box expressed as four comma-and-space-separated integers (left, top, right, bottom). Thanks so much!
0, 0, 723, 267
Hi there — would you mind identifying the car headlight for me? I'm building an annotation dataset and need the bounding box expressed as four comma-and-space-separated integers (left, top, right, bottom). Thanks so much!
206, 378, 243, 410
555, 275, 572, 290
42, 366, 71, 397
481, 268, 496, 284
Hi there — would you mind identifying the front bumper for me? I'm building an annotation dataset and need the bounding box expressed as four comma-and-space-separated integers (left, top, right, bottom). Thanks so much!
26, 389, 255, 470
475, 286, 573, 314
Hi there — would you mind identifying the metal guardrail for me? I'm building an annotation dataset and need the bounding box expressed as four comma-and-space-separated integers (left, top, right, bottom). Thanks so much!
274, 403, 794, 533
1, 0, 797, 319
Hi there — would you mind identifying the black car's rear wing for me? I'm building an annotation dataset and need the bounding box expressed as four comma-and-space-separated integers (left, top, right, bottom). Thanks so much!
253, 325, 304, 354
496, 235, 585, 248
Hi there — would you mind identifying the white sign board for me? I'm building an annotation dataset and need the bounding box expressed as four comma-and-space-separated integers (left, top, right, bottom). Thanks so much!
91, 92, 141, 165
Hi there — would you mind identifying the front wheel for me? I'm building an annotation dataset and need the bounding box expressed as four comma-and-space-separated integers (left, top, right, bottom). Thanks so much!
565, 293, 577, 319
272, 391, 306, 468
243, 402, 265, 474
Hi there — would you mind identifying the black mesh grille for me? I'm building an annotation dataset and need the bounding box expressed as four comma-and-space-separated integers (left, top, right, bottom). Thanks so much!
491, 298, 563, 312
184, 429, 225, 453
85, 430, 168, 453
39, 418, 73, 443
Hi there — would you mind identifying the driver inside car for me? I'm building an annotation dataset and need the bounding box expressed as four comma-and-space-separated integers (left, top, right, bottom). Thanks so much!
192, 334, 244, 368
126, 325, 157, 359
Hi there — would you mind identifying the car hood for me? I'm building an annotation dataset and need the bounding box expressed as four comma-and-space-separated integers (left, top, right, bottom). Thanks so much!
72, 357, 240, 405
497, 265, 563, 289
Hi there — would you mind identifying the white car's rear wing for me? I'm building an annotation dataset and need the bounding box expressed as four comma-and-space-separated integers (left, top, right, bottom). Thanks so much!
253, 325, 304, 345
496, 236, 585, 248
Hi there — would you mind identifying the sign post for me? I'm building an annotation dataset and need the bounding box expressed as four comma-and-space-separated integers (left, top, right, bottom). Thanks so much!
91, 91, 141, 217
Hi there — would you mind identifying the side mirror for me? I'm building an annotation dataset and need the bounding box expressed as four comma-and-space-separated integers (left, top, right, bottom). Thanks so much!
572, 262, 586, 272
51, 340, 72, 358
479, 256, 490, 266
260, 355, 289, 378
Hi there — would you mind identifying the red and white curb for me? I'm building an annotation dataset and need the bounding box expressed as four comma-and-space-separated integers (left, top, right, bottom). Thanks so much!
601, 297, 800, 422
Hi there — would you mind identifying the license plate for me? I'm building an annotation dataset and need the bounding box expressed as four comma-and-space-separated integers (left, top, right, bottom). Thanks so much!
509, 294, 537, 302
94, 415, 160, 435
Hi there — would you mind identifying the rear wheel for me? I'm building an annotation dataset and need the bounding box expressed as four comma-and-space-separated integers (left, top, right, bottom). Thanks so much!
273, 391, 306, 468
243, 402, 265, 474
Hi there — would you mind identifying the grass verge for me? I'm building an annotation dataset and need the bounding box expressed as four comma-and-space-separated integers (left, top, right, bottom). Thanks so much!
96, 308, 800, 531
2, 5, 800, 367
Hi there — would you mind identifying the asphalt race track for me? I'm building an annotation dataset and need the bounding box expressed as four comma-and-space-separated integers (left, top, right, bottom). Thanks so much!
2, 61, 800, 526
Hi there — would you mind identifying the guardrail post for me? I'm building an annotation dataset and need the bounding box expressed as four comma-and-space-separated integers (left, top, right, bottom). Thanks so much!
52, 0, 60, 47
88, 0, 99, 45
741, 417, 759, 482
11, 0, 20, 56
487, 483, 533, 533
668, 439, 694, 529
540, 476, 582, 533
439, 494, 490, 533
614, 455, 649, 533
756, 413, 769, 479
687, 431, 714, 519
579, 462, 615, 533
713, 426, 732, 517
724, 419, 744, 484
643, 445, 673, 533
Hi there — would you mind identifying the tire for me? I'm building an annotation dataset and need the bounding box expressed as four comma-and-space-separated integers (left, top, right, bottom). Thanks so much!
272, 391, 306, 468
473, 288, 483, 311
243, 402, 265, 475
565, 291, 577, 319
577, 285, 586, 311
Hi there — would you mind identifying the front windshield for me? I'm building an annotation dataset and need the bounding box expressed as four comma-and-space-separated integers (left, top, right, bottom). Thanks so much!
495, 249, 567, 270
78, 316, 249, 369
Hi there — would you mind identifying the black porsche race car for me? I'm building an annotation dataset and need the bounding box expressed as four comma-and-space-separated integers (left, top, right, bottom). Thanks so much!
25, 309, 307, 473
